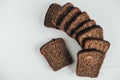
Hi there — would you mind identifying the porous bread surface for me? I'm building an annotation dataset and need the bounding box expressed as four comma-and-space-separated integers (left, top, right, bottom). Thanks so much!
40, 38, 73, 71
83, 38, 110, 54
76, 49, 105, 77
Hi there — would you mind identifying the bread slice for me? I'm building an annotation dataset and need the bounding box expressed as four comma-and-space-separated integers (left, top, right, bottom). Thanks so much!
44, 3, 61, 28
40, 38, 73, 71
66, 12, 90, 36
76, 49, 105, 78
60, 7, 81, 31
52, 3, 74, 27
72, 20, 96, 38
83, 38, 110, 54
76, 25, 103, 47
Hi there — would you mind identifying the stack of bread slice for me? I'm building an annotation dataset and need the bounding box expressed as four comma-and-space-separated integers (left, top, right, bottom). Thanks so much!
44, 2, 110, 78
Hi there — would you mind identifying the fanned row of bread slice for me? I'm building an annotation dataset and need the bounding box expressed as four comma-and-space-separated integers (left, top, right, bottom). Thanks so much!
44, 2, 110, 78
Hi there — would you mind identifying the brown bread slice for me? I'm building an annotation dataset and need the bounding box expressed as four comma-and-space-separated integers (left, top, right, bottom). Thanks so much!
40, 38, 73, 71
44, 3, 61, 28
66, 12, 90, 36
76, 49, 105, 78
52, 3, 74, 27
60, 7, 81, 31
77, 25, 103, 47
72, 20, 96, 38
83, 38, 110, 54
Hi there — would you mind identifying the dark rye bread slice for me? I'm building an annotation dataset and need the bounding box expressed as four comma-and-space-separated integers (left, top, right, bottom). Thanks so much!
52, 3, 74, 27
72, 20, 96, 38
44, 3, 61, 28
66, 12, 90, 36
76, 49, 105, 78
83, 38, 110, 54
40, 38, 73, 71
77, 25, 103, 47
60, 7, 81, 31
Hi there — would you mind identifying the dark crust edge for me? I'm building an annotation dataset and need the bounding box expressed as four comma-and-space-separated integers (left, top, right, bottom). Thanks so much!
82, 37, 110, 49
76, 25, 102, 40
55, 2, 74, 26
70, 19, 90, 36
63, 7, 81, 31
77, 49, 104, 56
69, 11, 90, 36
71, 19, 96, 37
65, 11, 90, 35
